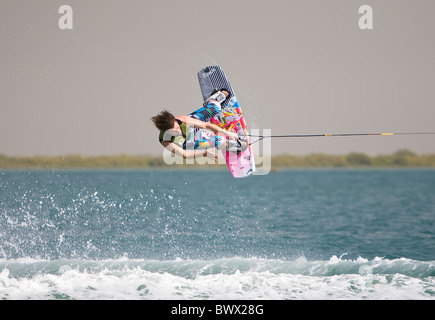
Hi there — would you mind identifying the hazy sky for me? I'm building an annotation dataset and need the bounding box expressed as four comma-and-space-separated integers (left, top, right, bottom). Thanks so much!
1, 0, 434, 156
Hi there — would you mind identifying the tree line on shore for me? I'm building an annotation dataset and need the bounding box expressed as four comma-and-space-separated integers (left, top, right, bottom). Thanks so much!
1, 149, 434, 169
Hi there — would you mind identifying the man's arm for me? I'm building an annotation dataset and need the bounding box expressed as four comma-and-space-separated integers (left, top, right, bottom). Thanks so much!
175, 115, 238, 140
161, 141, 217, 159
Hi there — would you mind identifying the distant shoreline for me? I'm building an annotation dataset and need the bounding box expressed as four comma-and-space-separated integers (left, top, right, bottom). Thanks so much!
1, 149, 435, 169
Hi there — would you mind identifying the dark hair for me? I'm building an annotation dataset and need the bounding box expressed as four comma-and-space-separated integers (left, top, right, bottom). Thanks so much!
151, 110, 176, 131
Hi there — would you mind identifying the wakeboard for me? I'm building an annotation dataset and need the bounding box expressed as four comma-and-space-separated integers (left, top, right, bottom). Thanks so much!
197, 66, 255, 178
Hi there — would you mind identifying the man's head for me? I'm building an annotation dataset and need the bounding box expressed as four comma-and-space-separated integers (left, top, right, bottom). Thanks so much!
151, 110, 176, 131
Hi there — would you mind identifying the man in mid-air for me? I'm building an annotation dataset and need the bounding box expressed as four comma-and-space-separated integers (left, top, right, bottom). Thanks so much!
151, 89, 248, 160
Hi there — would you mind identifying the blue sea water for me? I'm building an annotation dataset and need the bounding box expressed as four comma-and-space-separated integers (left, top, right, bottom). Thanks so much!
0, 169, 434, 299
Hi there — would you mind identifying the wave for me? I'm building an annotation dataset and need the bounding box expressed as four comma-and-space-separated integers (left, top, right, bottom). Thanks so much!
1, 256, 434, 300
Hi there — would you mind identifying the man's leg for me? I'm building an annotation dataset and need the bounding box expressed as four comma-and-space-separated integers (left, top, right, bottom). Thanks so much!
188, 101, 222, 123
188, 90, 229, 122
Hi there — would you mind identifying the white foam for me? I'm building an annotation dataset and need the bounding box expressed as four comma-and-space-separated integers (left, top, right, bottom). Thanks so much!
0, 257, 434, 300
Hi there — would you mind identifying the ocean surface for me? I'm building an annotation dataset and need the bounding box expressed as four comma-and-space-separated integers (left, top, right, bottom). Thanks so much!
1, 169, 434, 300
